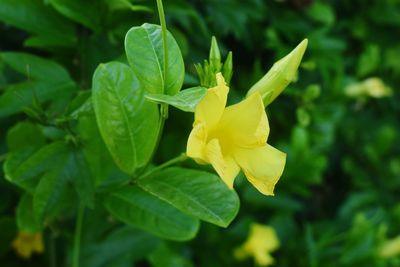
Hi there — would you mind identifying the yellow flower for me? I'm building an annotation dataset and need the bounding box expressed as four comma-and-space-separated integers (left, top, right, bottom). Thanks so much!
345, 77, 392, 98
12, 232, 44, 259
234, 224, 280, 266
379, 235, 400, 258
186, 73, 286, 195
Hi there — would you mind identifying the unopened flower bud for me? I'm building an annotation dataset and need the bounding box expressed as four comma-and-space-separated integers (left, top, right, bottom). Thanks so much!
247, 39, 308, 106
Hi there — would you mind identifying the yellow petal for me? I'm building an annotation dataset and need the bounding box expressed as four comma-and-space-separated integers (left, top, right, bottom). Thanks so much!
250, 224, 280, 251
12, 232, 44, 259
218, 92, 269, 148
380, 235, 400, 258
234, 144, 286, 195
33, 233, 44, 253
12, 236, 31, 259
186, 123, 208, 164
194, 73, 228, 131
234, 224, 279, 266
206, 138, 240, 189
254, 251, 275, 266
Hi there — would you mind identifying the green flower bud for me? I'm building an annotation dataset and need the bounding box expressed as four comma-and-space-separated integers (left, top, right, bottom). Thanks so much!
209, 36, 222, 72
246, 39, 308, 106
222, 51, 233, 85
195, 36, 233, 87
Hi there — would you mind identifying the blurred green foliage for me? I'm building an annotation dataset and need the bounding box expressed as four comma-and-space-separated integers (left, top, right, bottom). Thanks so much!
1, 0, 400, 266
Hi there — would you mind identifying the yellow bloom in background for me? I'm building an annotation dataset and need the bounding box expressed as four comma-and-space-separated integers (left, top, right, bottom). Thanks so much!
186, 73, 286, 195
379, 235, 400, 258
12, 232, 44, 259
345, 77, 392, 98
234, 223, 280, 266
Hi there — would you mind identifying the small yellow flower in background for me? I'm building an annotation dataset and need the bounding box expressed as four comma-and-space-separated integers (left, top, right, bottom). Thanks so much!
234, 223, 280, 266
345, 77, 392, 98
12, 232, 44, 259
186, 73, 286, 195
379, 235, 400, 258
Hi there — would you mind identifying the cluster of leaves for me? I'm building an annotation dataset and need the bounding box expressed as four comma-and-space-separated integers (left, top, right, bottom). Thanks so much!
0, 0, 400, 266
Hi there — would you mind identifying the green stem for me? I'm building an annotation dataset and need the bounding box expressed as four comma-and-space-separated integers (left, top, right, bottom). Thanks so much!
49, 231, 57, 267
155, 0, 168, 86
140, 153, 187, 180
149, 0, 170, 163
72, 204, 84, 267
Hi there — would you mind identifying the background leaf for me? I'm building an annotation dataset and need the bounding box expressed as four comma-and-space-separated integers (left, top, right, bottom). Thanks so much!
0, 52, 76, 117
0, 0, 76, 47
68, 149, 95, 208
77, 114, 129, 188
81, 226, 159, 267
48, 0, 103, 31
32, 149, 70, 222
6, 121, 45, 152
4, 142, 69, 192
16, 194, 41, 232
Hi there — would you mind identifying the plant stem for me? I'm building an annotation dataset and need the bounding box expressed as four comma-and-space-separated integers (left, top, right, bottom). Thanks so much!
72, 204, 84, 267
156, 0, 168, 87
49, 231, 57, 267
149, 0, 170, 163
140, 153, 187, 180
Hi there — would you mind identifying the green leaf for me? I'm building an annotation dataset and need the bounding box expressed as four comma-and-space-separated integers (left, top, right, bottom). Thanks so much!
16, 194, 41, 232
0, 0, 76, 46
357, 45, 380, 77
24, 35, 74, 48
81, 226, 159, 267
306, 2, 335, 26
66, 91, 93, 119
33, 154, 70, 222
106, 0, 152, 12
4, 142, 69, 192
0, 52, 76, 117
77, 114, 130, 189
3, 149, 38, 192
125, 23, 184, 95
296, 107, 311, 127
138, 167, 240, 227
48, 0, 103, 31
145, 87, 207, 112
7, 141, 94, 221
0, 81, 70, 117
104, 186, 199, 241
6, 122, 45, 152
92, 62, 159, 175
32, 146, 94, 221
69, 149, 95, 208
77, 114, 116, 186
149, 243, 194, 267
303, 84, 321, 102
1, 52, 73, 82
